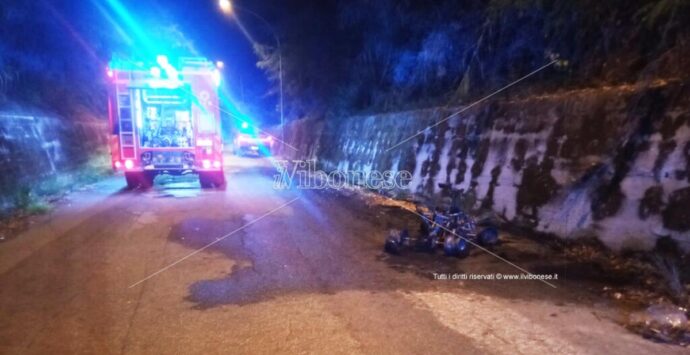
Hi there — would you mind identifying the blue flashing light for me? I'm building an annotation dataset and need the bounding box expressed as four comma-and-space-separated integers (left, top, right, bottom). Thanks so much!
212, 69, 222, 87
103, 0, 155, 56
156, 55, 169, 67
241, 121, 249, 129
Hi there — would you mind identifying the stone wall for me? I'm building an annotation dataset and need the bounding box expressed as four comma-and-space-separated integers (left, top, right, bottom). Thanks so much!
0, 110, 108, 211
278, 80, 690, 252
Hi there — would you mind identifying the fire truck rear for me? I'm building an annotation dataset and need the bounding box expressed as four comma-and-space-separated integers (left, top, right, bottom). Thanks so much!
107, 56, 225, 189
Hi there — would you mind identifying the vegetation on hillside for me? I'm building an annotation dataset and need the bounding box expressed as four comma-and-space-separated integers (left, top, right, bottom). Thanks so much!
250, 0, 690, 119
1, 0, 688, 121
0, 1, 110, 115
0, 1, 193, 117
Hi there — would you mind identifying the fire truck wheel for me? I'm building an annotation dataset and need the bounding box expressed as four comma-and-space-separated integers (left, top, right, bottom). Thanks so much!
140, 172, 155, 188
125, 172, 154, 190
213, 172, 227, 190
125, 173, 139, 189
199, 172, 226, 189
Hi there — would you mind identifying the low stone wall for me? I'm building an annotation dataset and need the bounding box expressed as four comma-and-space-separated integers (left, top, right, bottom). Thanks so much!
279, 80, 690, 252
0, 111, 108, 211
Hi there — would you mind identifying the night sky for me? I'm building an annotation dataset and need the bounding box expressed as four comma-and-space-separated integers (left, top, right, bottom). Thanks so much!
160, 0, 271, 101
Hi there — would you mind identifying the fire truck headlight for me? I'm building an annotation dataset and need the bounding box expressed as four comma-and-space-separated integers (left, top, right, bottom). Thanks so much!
213, 160, 221, 169
124, 159, 134, 170
114, 161, 122, 169
202, 159, 211, 169
197, 138, 213, 147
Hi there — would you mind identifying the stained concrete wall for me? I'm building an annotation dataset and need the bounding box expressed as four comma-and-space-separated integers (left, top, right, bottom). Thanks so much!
0, 110, 108, 210
278, 80, 690, 252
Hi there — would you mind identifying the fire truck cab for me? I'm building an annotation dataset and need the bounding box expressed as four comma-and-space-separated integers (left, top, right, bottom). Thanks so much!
107, 56, 225, 189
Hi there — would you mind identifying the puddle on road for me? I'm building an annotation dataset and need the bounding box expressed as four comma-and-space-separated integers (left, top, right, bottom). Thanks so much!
166, 189, 599, 312
167, 200, 470, 309
168, 216, 292, 308
169, 217, 247, 259
169, 215, 338, 309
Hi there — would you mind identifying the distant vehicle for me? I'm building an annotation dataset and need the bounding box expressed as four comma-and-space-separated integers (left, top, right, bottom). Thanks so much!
234, 131, 274, 156
107, 55, 225, 189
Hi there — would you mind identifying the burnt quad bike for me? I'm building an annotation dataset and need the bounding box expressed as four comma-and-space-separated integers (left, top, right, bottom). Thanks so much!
385, 184, 499, 257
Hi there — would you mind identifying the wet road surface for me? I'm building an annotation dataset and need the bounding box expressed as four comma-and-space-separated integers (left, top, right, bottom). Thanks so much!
0, 156, 683, 354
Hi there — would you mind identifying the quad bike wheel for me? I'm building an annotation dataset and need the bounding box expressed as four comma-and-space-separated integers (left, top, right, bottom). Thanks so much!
443, 235, 459, 256
384, 229, 410, 255
478, 227, 499, 247
425, 234, 439, 253
456, 237, 471, 258
444, 235, 472, 257
385, 236, 402, 254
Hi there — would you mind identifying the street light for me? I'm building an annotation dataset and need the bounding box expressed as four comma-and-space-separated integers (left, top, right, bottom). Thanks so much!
219, 0, 232, 14
218, 0, 285, 153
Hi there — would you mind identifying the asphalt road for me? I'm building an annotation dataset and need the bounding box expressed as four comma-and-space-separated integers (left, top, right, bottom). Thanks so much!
0, 156, 683, 354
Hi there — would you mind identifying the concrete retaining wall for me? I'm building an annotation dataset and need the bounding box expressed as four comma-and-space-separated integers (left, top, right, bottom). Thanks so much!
0, 111, 108, 211
278, 80, 690, 252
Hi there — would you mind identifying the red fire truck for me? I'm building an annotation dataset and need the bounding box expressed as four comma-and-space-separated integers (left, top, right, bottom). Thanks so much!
107, 56, 225, 189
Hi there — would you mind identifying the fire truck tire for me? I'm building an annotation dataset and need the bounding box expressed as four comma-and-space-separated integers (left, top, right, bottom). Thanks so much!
125, 173, 139, 189
215, 172, 227, 189
198, 174, 210, 188
125, 172, 154, 190
141, 172, 155, 188
199, 172, 226, 189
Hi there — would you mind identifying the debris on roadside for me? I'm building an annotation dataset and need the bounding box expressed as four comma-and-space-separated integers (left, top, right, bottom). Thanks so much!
0, 213, 31, 243
553, 236, 690, 346
628, 303, 690, 346
322, 169, 690, 346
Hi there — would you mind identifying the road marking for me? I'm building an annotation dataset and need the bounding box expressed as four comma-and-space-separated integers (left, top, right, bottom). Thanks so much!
386, 60, 558, 152
403, 291, 582, 354
407, 209, 557, 289
128, 196, 300, 288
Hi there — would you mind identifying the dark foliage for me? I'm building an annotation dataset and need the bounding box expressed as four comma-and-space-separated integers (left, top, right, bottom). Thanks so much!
0, 1, 192, 117
0, 1, 113, 115
2, 1, 688, 121
250, 0, 690, 120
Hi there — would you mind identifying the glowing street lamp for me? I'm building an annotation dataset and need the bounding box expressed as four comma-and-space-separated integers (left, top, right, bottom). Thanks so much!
218, 0, 285, 153
219, 0, 232, 14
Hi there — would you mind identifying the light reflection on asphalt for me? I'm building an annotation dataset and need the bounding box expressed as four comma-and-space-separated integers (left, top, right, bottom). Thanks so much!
152, 175, 202, 199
